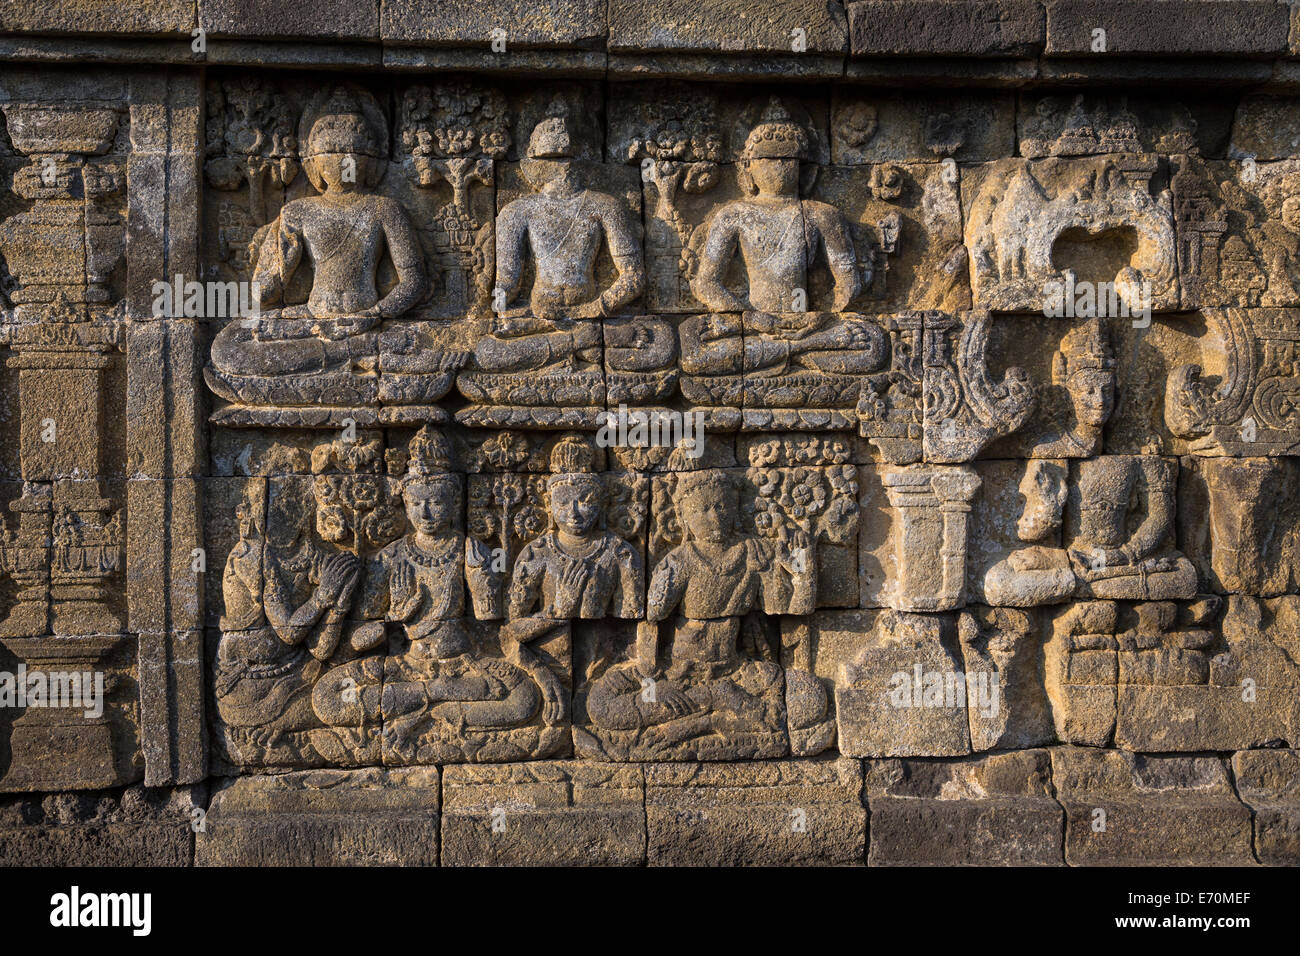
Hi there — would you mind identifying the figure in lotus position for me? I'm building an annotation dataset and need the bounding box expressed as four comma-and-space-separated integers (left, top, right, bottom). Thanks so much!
685, 108, 883, 386
692, 112, 860, 315
358, 427, 563, 763
460, 112, 674, 421
1069, 455, 1198, 600
209, 85, 427, 390
472, 113, 648, 376
583, 452, 820, 759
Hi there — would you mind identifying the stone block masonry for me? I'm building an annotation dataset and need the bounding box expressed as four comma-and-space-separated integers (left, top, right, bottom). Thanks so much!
0, 0, 1296, 868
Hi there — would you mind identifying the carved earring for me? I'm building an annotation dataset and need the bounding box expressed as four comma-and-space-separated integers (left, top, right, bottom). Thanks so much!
737, 161, 756, 198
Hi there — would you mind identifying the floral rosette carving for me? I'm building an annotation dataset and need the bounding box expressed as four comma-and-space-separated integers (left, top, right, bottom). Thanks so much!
309, 439, 404, 553
746, 438, 859, 549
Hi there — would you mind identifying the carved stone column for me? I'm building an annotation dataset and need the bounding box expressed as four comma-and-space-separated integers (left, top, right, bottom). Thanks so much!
881, 465, 980, 612
0, 98, 131, 790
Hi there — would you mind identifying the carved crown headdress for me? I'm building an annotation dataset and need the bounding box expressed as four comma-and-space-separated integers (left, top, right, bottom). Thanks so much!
1053, 318, 1116, 383
547, 435, 601, 492
404, 425, 457, 484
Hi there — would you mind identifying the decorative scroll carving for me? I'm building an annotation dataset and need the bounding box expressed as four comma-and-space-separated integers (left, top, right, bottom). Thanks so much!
1167, 308, 1300, 456
857, 311, 1035, 463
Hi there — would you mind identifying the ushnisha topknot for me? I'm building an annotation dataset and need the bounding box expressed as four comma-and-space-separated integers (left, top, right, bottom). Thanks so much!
667, 439, 726, 499
404, 424, 457, 485
741, 99, 809, 162
547, 435, 601, 492
527, 115, 575, 160
301, 85, 387, 159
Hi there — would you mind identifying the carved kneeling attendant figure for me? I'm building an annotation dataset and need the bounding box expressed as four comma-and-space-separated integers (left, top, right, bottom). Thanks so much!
1069, 455, 1198, 601
215, 483, 365, 766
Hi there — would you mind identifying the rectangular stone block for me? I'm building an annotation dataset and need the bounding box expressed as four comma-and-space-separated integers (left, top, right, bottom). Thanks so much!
1115, 682, 1296, 753
126, 478, 203, 633
866, 750, 1063, 865
833, 609, 973, 758
1045, 1, 1288, 56
609, 0, 847, 54
1052, 747, 1254, 866
0, 0, 194, 34
849, 1, 1045, 58
200, 0, 378, 39
156, 320, 205, 477
381, 0, 605, 47
196, 768, 440, 866
1230, 95, 1300, 163
441, 762, 645, 866
138, 629, 207, 786
0, 785, 198, 866
646, 758, 865, 865
1232, 749, 1300, 865
959, 607, 1054, 751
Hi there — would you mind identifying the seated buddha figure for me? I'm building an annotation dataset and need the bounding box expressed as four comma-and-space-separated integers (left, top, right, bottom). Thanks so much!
461, 113, 673, 420
508, 436, 644, 624
350, 426, 564, 763
1068, 455, 1198, 601
685, 111, 885, 420
583, 451, 829, 760
207, 85, 428, 405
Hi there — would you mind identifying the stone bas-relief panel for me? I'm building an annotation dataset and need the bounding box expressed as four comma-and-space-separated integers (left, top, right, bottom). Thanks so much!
5, 59, 1300, 868
141, 77, 1300, 770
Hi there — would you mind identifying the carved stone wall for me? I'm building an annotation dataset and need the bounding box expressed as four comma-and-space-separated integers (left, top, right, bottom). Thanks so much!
2, 0, 1300, 867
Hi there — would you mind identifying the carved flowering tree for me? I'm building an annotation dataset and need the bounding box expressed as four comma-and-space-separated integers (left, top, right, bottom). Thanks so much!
204, 77, 299, 221
623, 90, 724, 278
309, 440, 404, 555
400, 81, 510, 295
468, 473, 549, 571
747, 438, 860, 593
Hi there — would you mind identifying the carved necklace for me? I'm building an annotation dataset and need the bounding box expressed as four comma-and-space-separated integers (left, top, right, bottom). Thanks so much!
552, 530, 605, 561
403, 535, 459, 569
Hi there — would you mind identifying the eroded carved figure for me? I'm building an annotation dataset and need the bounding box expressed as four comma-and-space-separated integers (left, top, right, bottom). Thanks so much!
364, 427, 567, 763
207, 85, 430, 412
580, 449, 831, 760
